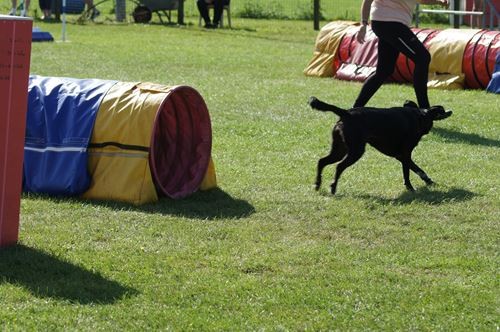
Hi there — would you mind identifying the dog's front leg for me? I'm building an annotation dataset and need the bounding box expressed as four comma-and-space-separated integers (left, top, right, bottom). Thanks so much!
401, 161, 415, 192
409, 160, 434, 185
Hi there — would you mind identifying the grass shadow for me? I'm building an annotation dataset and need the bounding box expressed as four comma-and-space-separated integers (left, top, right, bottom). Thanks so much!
0, 245, 137, 304
357, 186, 477, 205
137, 21, 190, 27
433, 127, 500, 147
136, 188, 256, 219
33, 18, 63, 24
24, 188, 255, 220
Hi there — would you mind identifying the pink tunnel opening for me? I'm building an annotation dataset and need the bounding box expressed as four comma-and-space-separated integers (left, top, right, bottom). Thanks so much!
149, 86, 212, 199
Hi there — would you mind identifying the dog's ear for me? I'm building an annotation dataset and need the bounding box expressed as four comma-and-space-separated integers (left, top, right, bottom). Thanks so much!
428, 105, 453, 121
403, 100, 418, 108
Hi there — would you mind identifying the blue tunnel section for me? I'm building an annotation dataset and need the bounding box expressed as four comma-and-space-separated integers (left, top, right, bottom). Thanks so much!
24, 76, 117, 195
486, 51, 500, 94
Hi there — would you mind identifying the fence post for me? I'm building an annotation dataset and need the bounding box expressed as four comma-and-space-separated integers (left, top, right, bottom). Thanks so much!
453, 0, 460, 28
178, 0, 184, 25
115, 0, 126, 22
314, 0, 320, 30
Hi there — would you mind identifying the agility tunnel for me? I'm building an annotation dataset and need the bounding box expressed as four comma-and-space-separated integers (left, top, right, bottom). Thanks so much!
32, 27, 54, 42
304, 21, 500, 91
24, 76, 217, 205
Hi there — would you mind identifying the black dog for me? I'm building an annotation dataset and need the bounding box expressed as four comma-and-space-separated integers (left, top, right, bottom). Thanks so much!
309, 97, 452, 194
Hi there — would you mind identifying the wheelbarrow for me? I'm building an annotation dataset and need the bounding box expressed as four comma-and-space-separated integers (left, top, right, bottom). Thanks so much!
132, 0, 181, 23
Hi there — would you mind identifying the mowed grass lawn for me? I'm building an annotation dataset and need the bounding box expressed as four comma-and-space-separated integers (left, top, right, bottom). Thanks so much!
1, 19, 499, 330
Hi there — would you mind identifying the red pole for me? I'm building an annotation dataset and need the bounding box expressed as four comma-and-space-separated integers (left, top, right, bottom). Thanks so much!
0, 16, 32, 247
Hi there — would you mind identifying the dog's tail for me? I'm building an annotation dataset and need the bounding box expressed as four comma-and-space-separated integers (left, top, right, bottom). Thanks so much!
308, 97, 349, 118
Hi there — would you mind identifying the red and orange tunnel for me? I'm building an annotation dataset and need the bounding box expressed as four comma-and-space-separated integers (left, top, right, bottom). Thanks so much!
305, 21, 500, 90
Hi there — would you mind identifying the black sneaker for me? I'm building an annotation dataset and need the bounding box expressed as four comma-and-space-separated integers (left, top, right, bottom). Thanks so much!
430, 105, 453, 120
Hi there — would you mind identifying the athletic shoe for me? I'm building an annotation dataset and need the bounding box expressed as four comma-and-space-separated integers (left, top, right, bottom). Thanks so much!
8, 8, 16, 15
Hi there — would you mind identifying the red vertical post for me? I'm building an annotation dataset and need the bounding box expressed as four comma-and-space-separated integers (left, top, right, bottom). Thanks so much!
0, 16, 33, 248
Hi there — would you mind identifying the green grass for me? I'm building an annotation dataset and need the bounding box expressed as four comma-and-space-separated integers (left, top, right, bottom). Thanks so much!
1, 19, 499, 330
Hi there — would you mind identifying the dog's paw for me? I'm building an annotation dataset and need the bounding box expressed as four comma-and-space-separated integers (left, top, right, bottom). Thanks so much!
314, 177, 322, 191
405, 184, 416, 192
418, 172, 434, 186
330, 183, 337, 195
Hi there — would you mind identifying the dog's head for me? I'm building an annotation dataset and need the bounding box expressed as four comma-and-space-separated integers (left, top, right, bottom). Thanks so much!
426, 105, 453, 121
404, 101, 452, 121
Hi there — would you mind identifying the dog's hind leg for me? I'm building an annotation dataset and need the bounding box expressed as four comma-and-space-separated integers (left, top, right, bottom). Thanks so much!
330, 143, 365, 195
316, 130, 347, 191
316, 148, 346, 190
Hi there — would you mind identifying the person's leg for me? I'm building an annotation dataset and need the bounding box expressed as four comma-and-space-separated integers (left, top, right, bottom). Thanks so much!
39, 0, 45, 17
197, 0, 211, 26
383, 23, 431, 108
39, 0, 51, 19
212, 0, 224, 26
21, 0, 30, 16
83, 0, 99, 19
353, 21, 399, 108
366, 21, 431, 108
411, 46, 431, 109
9, 0, 17, 15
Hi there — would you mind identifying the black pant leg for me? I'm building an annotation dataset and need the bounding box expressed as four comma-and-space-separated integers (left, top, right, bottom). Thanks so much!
374, 21, 431, 108
353, 22, 399, 107
197, 0, 211, 25
213, 0, 224, 25
396, 30, 431, 109
39, 0, 51, 10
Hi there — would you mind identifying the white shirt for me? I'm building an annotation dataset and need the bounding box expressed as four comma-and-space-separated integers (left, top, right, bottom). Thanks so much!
371, 0, 417, 26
